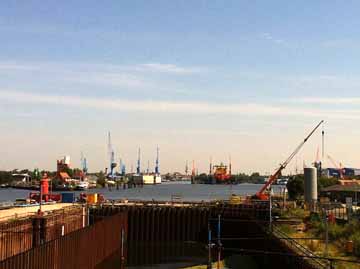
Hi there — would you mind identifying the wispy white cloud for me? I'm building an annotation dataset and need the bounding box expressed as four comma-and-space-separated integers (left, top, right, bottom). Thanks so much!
136, 63, 204, 74
293, 97, 360, 104
260, 32, 286, 45
1, 90, 360, 120
0, 63, 39, 71
0, 61, 203, 89
69, 72, 148, 88
0, 61, 204, 75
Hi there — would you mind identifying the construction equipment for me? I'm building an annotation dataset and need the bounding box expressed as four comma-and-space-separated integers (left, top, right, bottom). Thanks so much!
327, 154, 345, 179
254, 120, 324, 200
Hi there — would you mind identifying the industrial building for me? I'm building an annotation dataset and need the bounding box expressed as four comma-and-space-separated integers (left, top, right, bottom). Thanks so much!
323, 167, 360, 178
56, 156, 72, 182
133, 174, 161, 185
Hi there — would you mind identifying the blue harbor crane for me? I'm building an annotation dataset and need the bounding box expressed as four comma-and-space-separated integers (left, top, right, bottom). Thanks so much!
155, 147, 160, 175
107, 132, 117, 178
81, 152, 88, 174
136, 148, 141, 175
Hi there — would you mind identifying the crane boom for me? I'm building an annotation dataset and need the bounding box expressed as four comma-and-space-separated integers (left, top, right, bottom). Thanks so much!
255, 120, 324, 200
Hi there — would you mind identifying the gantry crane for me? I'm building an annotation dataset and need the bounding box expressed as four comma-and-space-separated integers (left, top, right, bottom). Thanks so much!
254, 120, 324, 200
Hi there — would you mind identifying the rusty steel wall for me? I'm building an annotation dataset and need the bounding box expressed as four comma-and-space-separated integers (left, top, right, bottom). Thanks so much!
0, 212, 127, 269
0, 206, 86, 262
0, 218, 33, 261
90, 203, 269, 243
40, 206, 86, 242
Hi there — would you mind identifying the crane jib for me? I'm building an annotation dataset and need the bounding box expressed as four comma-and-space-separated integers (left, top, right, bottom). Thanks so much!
255, 120, 324, 199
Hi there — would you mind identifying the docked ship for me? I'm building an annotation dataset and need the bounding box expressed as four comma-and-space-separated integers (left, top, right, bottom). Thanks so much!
213, 162, 231, 183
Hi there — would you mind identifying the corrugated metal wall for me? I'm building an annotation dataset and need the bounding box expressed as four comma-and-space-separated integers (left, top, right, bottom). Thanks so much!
0, 218, 33, 261
0, 212, 127, 269
0, 206, 86, 262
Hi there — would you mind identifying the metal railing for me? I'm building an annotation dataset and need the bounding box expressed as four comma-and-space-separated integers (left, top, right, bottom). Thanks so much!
272, 226, 329, 269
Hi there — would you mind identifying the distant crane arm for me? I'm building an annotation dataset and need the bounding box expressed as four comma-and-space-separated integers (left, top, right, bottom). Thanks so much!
327, 155, 344, 179
255, 120, 324, 199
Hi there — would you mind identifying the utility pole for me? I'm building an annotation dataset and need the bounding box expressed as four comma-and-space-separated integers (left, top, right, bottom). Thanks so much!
269, 187, 272, 232
322, 124, 325, 160
121, 228, 125, 269
208, 223, 212, 269
323, 208, 329, 257
217, 215, 222, 269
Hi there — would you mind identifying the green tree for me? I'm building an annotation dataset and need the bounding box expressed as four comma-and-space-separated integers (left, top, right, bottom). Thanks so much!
249, 172, 264, 184
287, 175, 304, 200
318, 177, 339, 191
0, 171, 12, 184
62, 167, 74, 178
96, 171, 106, 187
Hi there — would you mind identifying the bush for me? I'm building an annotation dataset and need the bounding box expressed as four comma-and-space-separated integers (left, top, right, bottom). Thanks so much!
343, 220, 360, 238
310, 220, 325, 237
278, 224, 295, 234
96, 171, 106, 187
281, 208, 307, 220
328, 223, 346, 240
350, 232, 360, 257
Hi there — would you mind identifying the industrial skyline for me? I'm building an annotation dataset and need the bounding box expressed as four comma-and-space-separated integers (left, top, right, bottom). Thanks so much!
1, 2, 360, 173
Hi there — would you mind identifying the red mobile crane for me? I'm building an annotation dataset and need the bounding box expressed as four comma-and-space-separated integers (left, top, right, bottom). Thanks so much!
254, 120, 324, 200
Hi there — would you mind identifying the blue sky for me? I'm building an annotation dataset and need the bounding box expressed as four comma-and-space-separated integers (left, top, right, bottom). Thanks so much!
1, 1, 360, 173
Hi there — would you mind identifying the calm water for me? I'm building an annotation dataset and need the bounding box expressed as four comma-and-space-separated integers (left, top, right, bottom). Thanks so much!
0, 182, 284, 202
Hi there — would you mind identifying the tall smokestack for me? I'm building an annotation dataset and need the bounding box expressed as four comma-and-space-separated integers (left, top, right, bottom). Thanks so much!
209, 157, 213, 175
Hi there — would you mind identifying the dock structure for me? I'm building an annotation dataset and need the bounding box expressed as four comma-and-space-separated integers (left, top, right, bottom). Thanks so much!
0, 200, 344, 269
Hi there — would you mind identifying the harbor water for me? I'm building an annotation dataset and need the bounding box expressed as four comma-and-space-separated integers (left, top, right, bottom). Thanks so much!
0, 182, 284, 202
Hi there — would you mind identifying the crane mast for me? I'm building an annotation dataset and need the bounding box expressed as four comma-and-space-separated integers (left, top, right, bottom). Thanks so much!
255, 120, 324, 200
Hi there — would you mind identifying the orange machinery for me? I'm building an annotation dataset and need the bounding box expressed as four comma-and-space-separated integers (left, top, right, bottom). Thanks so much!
254, 120, 324, 200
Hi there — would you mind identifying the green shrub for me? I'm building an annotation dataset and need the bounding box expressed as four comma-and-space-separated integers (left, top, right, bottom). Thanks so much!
343, 220, 360, 238
279, 224, 295, 234
328, 223, 345, 240
350, 232, 360, 257
310, 220, 325, 237
309, 212, 321, 222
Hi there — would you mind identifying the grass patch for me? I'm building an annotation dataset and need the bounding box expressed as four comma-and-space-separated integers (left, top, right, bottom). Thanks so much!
280, 208, 308, 220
